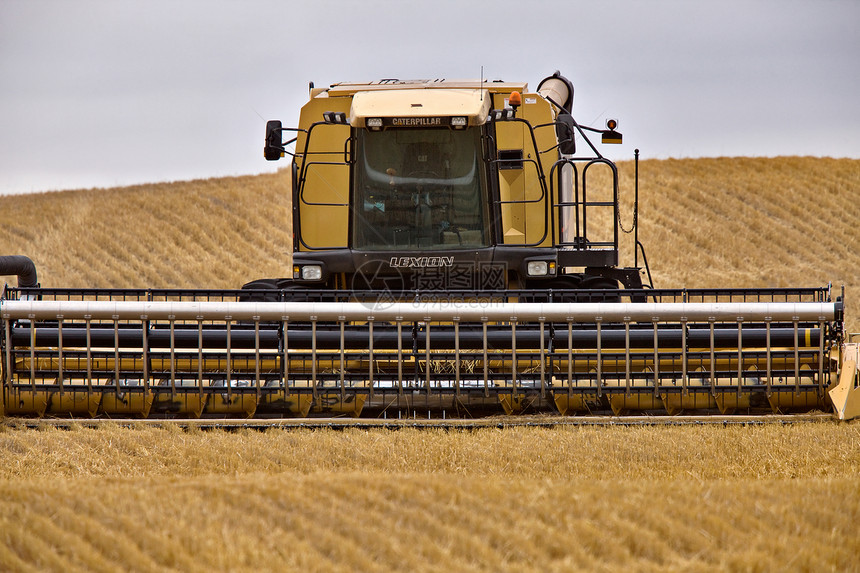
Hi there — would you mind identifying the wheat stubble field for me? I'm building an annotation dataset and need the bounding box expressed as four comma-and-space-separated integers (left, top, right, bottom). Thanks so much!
1, 157, 859, 571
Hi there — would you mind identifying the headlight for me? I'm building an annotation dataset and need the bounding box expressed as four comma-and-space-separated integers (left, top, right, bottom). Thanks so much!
367, 117, 383, 130
527, 261, 548, 276
450, 116, 467, 128
322, 111, 348, 124
301, 265, 323, 280
488, 108, 515, 122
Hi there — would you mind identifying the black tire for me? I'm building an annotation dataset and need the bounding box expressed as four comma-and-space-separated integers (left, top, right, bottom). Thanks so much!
240, 279, 282, 302
579, 276, 621, 302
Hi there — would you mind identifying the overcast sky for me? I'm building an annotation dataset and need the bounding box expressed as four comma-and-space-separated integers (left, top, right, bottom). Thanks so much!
1, 0, 858, 195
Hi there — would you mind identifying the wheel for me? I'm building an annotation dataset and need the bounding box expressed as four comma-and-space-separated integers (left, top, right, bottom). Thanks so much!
579, 276, 621, 302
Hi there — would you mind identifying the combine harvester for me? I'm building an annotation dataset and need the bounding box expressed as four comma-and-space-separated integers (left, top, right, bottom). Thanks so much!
2, 71, 858, 420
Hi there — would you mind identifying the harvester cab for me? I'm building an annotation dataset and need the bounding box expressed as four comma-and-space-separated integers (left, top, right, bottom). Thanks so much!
1, 71, 856, 421
262, 71, 645, 297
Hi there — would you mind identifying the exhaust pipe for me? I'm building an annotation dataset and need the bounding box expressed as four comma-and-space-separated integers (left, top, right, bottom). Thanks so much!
0, 256, 39, 288
537, 71, 574, 113
538, 71, 577, 155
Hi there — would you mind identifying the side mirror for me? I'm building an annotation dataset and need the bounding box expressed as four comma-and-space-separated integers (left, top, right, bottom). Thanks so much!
264, 120, 284, 161
556, 113, 576, 155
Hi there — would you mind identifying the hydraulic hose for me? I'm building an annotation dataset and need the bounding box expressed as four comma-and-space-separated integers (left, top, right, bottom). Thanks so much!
0, 255, 39, 288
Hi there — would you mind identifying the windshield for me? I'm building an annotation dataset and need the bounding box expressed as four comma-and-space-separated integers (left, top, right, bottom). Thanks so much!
353, 127, 490, 250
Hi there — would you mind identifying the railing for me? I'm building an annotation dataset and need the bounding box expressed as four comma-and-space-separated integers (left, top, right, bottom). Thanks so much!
550, 157, 620, 253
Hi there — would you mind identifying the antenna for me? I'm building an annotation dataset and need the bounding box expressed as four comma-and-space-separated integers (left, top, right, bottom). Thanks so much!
480, 65, 483, 101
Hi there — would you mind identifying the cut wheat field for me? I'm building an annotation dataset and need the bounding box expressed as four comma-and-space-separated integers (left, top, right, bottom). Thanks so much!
0, 422, 859, 572
1, 157, 859, 572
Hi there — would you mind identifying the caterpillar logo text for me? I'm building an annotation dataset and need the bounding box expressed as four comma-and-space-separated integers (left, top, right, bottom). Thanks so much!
389, 256, 454, 268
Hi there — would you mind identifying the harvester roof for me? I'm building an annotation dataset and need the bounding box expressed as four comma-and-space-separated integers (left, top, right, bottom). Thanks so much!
325, 79, 528, 129
349, 88, 493, 128
326, 78, 528, 96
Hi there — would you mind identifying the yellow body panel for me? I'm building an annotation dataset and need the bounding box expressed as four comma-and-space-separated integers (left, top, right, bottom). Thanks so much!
4, 388, 48, 417
829, 343, 860, 420
495, 119, 530, 243
492, 92, 560, 248
768, 390, 825, 413
499, 393, 539, 415
521, 92, 565, 248
258, 391, 313, 417
553, 392, 598, 415
207, 392, 258, 418
295, 94, 351, 251
151, 392, 207, 418
607, 393, 663, 415
101, 390, 154, 418
311, 391, 367, 417
45, 389, 100, 417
